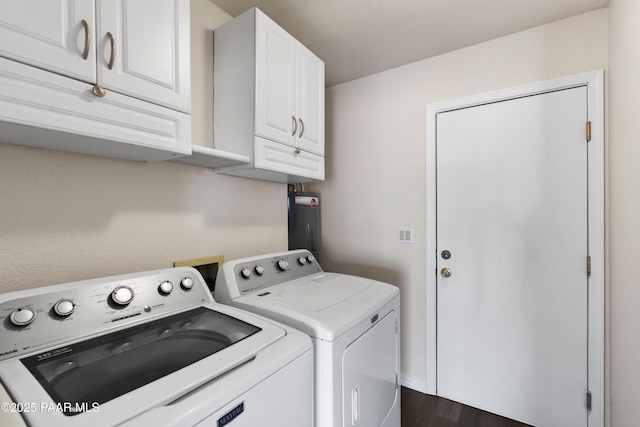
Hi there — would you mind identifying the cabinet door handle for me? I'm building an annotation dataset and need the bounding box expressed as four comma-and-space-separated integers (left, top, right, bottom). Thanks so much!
298, 118, 305, 138
292, 116, 298, 136
106, 32, 115, 70
81, 19, 91, 60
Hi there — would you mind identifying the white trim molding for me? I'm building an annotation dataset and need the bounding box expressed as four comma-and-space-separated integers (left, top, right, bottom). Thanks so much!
400, 374, 428, 394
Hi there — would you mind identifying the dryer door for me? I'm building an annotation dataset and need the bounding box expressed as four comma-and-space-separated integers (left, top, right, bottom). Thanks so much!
342, 310, 398, 427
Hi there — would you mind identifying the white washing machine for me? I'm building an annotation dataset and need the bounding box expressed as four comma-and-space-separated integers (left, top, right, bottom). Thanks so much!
214, 249, 401, 427
0, 266, 313, 427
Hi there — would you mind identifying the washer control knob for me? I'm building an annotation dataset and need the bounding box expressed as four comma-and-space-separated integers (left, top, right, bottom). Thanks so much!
240, 268, 252, 279
254, 265, 265, 276
53, 299, 75, 317
307, 254, 316, 263
111, 286, 134, 306
298, 257, 307, 265
158, 281, 174, 295
277, 259, 289, 271
180, 277, 194, 291
10, 307, 36, 326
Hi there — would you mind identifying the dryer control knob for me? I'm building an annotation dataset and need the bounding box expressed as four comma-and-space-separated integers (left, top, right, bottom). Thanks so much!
298, 257, 307, 265
240, 268, 252, 279
277, 259, 289, 271
112, 286, 134, 305
254, 265, 265, 276
10, 307, 36, 326
53, 299, 76, 316
181, 277, 194, 290
307, 254, 316, 263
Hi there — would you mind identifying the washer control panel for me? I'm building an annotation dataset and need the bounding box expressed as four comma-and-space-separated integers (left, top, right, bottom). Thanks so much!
0, 267, 212, 362
216, 250, 322, 300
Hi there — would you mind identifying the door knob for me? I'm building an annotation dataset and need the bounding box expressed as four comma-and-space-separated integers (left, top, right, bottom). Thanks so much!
441, 267, 452, 278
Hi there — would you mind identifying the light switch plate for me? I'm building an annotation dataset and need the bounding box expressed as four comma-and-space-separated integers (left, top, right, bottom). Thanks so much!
397, 227, 414, 244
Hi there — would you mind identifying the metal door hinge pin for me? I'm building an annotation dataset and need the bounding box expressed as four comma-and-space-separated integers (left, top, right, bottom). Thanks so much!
586, 121, 592, 142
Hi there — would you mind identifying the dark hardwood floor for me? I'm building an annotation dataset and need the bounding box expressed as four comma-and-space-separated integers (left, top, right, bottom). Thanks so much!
401, 387, 532, 427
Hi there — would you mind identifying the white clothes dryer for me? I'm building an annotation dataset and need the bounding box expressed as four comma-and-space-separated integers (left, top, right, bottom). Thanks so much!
214, 249, 401, 427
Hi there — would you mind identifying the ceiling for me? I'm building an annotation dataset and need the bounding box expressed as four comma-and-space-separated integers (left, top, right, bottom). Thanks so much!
210, 0, 610, 87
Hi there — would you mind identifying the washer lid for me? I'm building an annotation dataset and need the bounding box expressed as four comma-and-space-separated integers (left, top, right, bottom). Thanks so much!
235, 273, 399, 341
272, 273, 371, 312
17, 306, 270, 416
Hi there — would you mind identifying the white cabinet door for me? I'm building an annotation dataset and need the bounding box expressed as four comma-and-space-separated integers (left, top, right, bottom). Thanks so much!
0, 1, 96, 83
0, 56, 191, 162
295, 44, 324, 156
254, 137, 324, 182
255, 13, 297, 146
98, 0, 191, 113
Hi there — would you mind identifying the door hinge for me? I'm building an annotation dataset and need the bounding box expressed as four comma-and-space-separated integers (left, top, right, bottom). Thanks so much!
586, 121, 592, 142
586, 390, 592, 411
587, 256, 592, 276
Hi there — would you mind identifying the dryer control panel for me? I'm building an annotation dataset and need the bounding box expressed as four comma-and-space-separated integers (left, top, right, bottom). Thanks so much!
214, 250, 323, 302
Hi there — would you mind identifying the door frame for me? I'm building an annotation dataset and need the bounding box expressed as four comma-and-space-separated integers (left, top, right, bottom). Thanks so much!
425, 70, 604, 425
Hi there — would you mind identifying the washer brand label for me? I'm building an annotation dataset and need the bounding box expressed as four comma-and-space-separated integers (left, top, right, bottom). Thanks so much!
34, 346, 72, 361
218, 402, 244, 427
0, 348, 17, 358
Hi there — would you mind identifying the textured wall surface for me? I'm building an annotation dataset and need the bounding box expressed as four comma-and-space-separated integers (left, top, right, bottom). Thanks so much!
608, 0, 640, 425
311, 8, 608, 393
11, 2, 640, 425
211, 0, 610, 85
0, 0, 288, 294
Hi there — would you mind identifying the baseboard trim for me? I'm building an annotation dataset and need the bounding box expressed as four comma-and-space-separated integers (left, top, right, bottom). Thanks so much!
400, 374, 428, 394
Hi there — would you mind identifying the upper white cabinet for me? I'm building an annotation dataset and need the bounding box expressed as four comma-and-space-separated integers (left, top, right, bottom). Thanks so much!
214, 8, 325, 183
254, 13, 324, 156
0, 0, 192, 162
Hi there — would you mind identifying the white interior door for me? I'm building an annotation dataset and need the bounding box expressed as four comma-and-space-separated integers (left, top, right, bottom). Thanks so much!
436, 87, 589, 427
